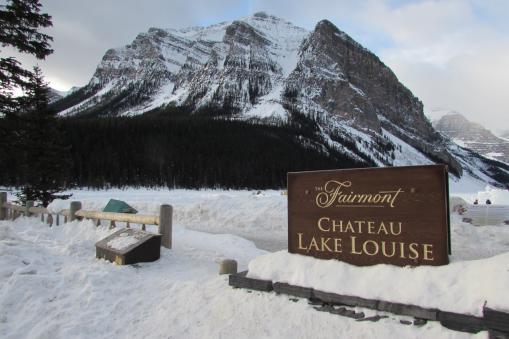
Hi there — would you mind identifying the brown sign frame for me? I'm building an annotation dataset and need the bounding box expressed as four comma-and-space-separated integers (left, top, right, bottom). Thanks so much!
288, 165, 450, 266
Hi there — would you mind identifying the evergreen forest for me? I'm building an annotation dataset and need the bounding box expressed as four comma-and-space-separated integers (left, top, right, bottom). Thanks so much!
0, 106, 371, 190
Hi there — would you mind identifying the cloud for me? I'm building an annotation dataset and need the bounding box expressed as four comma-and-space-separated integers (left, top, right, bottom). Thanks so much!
361, 0, 475, 47
1, 0, 244, 90
357, 0, 509, 131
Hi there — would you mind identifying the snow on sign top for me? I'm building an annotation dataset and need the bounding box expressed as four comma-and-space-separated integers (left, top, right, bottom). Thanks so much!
96, 228, 162, 265
107, 232, 140, 250
287, 165, 450, 267
100, 229, 151, 252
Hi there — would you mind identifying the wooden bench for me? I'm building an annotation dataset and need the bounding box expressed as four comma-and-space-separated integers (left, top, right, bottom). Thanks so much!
460, 205, 509, 226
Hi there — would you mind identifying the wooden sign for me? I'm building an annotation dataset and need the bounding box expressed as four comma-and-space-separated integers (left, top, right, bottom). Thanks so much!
96, 228, 161, 265
288, 165, 450, 266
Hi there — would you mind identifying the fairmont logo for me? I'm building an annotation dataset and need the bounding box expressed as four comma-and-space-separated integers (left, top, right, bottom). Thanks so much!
315, 180, 405, 209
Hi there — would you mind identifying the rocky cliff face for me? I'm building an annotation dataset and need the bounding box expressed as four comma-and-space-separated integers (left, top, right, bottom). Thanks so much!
61, 13, 307, 117
434, 113, 509, 164
286, 20, 434, 138
283, 19, 456, 172
52, 12, 509, 186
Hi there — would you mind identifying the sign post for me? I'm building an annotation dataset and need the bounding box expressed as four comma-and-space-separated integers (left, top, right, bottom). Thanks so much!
288, 165, 450, 266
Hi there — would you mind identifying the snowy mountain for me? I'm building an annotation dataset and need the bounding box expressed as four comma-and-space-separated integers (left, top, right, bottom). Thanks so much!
434, 112, 509, 164
51, 12, 509, 187
47, 88, 66, 103
48, 87, 80, 103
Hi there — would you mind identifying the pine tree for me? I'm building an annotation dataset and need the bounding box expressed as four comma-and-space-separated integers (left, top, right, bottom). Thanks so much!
0, 0, 53, 115
0, 1, 68, 206
16, 67, 71, 206
0, 0, 54, 188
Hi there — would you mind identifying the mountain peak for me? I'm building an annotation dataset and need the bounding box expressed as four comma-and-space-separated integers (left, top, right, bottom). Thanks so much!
49, 13, 509, 186
443, 111, 466, 118
252, 11, 271, 19
250, 11, 290, 23
434, 113, 509, 164
437, 113, 485, 131
315, 19, 338, 32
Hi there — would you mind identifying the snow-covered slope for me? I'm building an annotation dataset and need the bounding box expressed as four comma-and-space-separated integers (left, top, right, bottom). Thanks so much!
58, 12, 307, 119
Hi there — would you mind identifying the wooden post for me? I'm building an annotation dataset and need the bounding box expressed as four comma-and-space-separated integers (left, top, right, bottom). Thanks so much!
69, 201, 82, 222
219, 259, 237, 275
159, 204, 172, 249
26, 201, 34, 217
0, 192, 6, 220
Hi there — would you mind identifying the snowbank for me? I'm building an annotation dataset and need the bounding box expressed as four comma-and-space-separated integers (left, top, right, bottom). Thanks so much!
46, 198, 70, 214
0, 216, 265, 338
1, 216, 470, 338
2, 186, 509, 337
247, 250, 509, 316
43, 189, 288, 251
449, 213, 509, 261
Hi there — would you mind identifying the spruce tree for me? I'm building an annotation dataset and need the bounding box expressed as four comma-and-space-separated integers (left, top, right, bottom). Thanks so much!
0, 0, 53, 115
0, 0, 69, 206
16, 66, 71, 206
0, 0, 52, 186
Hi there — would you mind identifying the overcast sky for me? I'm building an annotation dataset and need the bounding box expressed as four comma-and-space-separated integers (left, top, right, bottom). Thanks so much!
3, 0, 508, 132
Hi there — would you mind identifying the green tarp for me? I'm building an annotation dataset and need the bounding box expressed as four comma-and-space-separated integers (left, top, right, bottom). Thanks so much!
102, 199, 137, 214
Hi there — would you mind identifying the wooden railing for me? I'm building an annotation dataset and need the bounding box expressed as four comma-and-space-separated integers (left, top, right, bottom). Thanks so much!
0, 192, 172, 248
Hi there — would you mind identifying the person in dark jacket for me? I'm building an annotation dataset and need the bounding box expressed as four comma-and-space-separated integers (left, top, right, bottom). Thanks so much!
486, 199, 492, 205
473, 199, 479, 205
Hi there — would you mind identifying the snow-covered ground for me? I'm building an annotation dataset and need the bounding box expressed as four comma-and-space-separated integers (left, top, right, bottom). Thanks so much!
1, 183, 508, 338
41, 189, 288, 252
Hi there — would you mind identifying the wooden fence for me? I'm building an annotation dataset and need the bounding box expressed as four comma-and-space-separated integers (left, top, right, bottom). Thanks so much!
0, 192, 172, 248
